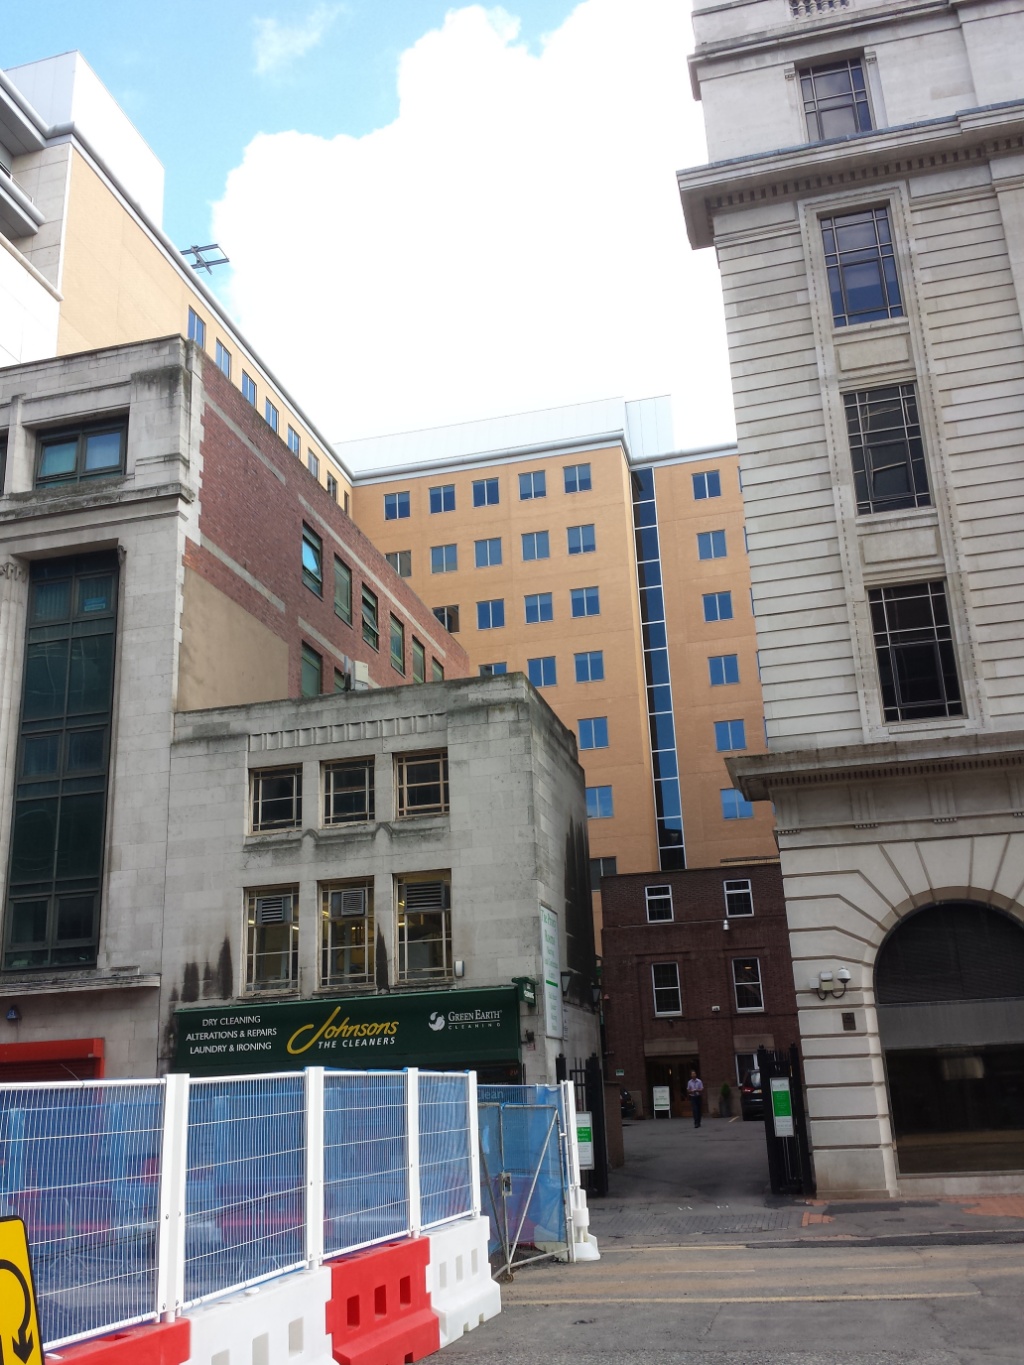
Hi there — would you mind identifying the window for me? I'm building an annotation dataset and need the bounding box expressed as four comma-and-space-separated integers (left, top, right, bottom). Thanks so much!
703, 592, 733, 622
571, 586, 600, 618
724, 879, 754, 918
287, 426, 301, 455
397, 875, 452, 981
326, 473, 338, 502
431, 659, 445, 682
385, 491, 410, 520
334, 558, 352, 623
321, 881, 374, 986
301, 525, 323, 595
187, 307, 206, 348
525, 592, 553, 624
721, 788, 754, 820
652, 963, 682, 1016
301, 643, 322, 697
5, 552, 118, 971
246, 887, 298, 991
733, 958, 764, 1012
307, 452, 320, 480
264, 399, 279, 432
522, 531, 550, 561
396, 751, 449, 817
475, 537, 502, 568
589, 856, 617, 891
241, 371, 257, 406
578, 717, 609, 750
334, 668, 347, 692
714, 719, 746, 751
433, 605, 459, 633
575, 650, 604, 682
709, 654, 740, 686
473, 477, 499, 506
431, 544, 458, 574
692, 470, 721, 500
646, 885, 673, 923
567, 524, 596, 555
735, 1052, 757, 1085
869, 580, 963, 722
36, 421, 127, 487
251, 766, 302, 832
389, 616, 405, 674
697, 530, 727, 560
479, 662, 508, 676
412, 638, 426, 683
216, 340, 231, 378
844, 384, 930, 515
519, 470, 546, 500
429, 484, 455, 513
477, 599, 504, 630
528, 656, 556, 688
800, 58, 871, 141
586, 785, 614, 819
323, 758, 374, 824
361, 586, 379, 651
564, 463, 592, 493
386, 550, 412, 578
821, 206, 903, 328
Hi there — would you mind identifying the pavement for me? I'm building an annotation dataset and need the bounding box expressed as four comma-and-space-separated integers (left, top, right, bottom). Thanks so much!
444, 1111, 1024, 1365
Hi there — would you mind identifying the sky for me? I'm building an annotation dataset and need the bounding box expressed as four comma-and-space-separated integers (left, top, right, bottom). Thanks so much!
2, 1, 736, 455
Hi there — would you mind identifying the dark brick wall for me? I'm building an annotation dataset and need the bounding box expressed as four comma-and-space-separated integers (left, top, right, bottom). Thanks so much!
600, 863, 798, 1118
192, 352, 469, 696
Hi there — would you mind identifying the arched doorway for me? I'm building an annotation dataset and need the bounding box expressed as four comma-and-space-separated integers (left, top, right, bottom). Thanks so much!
876, 901, 1024, 1174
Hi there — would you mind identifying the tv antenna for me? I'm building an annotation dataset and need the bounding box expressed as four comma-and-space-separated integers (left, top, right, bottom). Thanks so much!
181, 243, 230, 274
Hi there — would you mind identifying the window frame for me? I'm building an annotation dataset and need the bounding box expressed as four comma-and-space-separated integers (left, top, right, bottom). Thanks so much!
697, 530, 727, 561
586, 785, 614, 819
384, 490, 411, 521
575, 650, 604, 683
245, 886, 299, 992
215, 340, 232, 378
567, 523, 596, 555
844, 383, 930, 516
396, 751, 450, 818
307, 451, 320, 480
733, 957, 764, 1012
570, 586, 601, 618
429, 483, 456, 514
692, 470, 721, 500
563, 462, 592, 494
301, 524, 324, 596
709, 654, 740, 686
430, 543, 458, 574
264, 398, 279, 432
703, 591, 733, 623
250, 765, 303, 833
385, 550, 412, 578
35, 420, 128, 488
527, 656, 556, 688
589, 856, 617, 891
433, 604, 460, 634
720, 788, 754, 820
390, 615, 406, 674
519, 470, 546, 501
187, 307, 206, 348
652, 962, 682, 1017
322, 758, 375, 826
301, 643, 322, 697
412, 638, 426, 683
473, 477, 499, 507
479, 662, 508, 677
476, 598, 505, 630
287, 426, 301, 456
714, 719, 747, 752
320, 880, 374, 987
645, 885, 673, 923
334, 557, 352, 624
241, 371, 257, 406
799, 57, 872, 142
475, 537, 502, 568
525, 592, 553, 624
578, 716, 609, 750
361, 585, 380, 651
396, 874, 452, 982
522, 530, 550, 561
724, 879, 754, 918
821, 205, 903, 329
869, 580, 964, 722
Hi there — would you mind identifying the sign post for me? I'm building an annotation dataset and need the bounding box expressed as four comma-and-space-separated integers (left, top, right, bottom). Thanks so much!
770, 1077, 795, 1138
652, 1085, 671, 1118
575, 1111, 595, 1170
0, 1216, 43, 1365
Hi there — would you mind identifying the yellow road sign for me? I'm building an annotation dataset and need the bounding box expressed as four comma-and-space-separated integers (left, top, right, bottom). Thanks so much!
0, 1216, 42, 1365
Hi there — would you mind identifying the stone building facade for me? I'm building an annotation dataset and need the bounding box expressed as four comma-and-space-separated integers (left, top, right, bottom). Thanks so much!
679, 0, 1024, 1194
601, 862, 795, 1119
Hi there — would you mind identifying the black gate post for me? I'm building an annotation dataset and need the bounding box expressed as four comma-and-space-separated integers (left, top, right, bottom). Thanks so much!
758, 1045, 815, 1197
789, 1042, 816, 1197
584, 1052, 609, 1197
555, 1053, 568, 1083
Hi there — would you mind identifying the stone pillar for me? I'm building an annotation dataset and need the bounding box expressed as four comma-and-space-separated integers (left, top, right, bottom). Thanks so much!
0, 559, 29, 893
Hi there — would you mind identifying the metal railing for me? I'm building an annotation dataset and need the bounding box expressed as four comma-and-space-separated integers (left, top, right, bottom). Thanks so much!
0, 1067, 478, 1350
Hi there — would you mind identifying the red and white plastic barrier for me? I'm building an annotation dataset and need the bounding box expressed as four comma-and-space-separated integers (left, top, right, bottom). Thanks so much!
425, 1214, 501, 1348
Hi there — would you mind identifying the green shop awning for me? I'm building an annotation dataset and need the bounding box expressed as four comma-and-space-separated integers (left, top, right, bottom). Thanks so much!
173, 985, 521, 1076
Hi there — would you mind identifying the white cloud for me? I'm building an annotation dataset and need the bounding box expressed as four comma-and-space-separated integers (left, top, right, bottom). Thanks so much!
253, 3, 343, 77
218, 0, 734, 460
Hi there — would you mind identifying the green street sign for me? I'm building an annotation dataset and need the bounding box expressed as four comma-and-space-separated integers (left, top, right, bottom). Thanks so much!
174, 986, 521, 1076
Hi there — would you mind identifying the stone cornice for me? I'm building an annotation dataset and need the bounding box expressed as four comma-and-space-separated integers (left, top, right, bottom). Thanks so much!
678, 102, 1024, 248
728, 730, 1024, 801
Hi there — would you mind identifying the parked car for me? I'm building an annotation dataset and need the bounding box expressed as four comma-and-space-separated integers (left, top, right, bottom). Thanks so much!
740, 1069, 764, 1121
620, 1087, 636, 1119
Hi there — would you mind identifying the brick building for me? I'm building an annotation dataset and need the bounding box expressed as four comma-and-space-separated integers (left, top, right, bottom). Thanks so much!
601, 863, 797, 1119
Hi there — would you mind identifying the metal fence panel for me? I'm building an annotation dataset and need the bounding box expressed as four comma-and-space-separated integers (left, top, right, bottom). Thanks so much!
478, 1085, 569, 1266
0, 1080, 164, 1349
418, 1071, 473, 1228
322, 1071, 409, 1256
184, 1074, 306, 1305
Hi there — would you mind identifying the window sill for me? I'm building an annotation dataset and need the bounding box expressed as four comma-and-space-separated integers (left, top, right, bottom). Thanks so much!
0, 968, 160, 994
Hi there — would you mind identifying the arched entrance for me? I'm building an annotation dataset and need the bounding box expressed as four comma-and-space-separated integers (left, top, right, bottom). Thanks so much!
876, 901, 1024, 1174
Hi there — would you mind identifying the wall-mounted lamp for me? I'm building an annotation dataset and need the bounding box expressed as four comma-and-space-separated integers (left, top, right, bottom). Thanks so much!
454, 960, 465, 979
816, 967, 851, 1000
722, 919, 730, 931
5, 1006, 20, 1024
711, 1005, 721, 1013
560, 970, 575, 998
522, 1030, 535, 1045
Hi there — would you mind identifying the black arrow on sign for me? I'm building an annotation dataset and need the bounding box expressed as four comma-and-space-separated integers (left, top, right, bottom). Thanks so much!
0, 1258, 34, 1363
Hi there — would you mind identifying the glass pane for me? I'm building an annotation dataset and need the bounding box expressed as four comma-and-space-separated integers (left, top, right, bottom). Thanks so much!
20, 733, 60, 777
38, 440, 78, 478
56, 895, 96, 942
66, 729, 106, 772
83, 431, 123, 471
9, 799, 58, 882
25, 640, 70, 719
68, 634, 114, 714
55, 791, 105, 879
9, 900, 48, 946
31, 580, 71, 624
78, 575, 115, 615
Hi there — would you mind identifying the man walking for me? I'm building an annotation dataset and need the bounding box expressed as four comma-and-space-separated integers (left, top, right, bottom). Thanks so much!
687, 1070, 704, 1128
